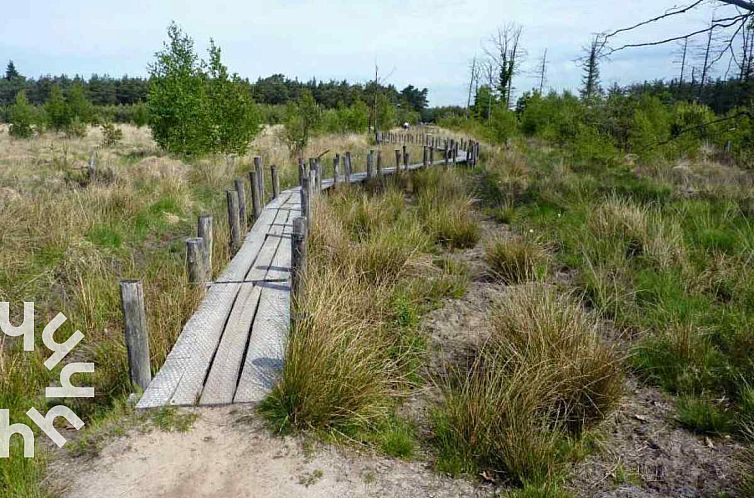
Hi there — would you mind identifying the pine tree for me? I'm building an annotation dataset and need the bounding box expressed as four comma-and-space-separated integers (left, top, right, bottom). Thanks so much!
9, 90, 36, 138
67, 82, 93, 123
581, 37, 602, 101
45, 84, 71, 131
5, 61, 20, 81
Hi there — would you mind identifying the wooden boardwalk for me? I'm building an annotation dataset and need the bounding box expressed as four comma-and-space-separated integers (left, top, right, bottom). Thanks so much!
137, 148, 469, 408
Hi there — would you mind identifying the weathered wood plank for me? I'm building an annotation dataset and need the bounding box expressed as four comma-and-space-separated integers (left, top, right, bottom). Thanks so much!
137, 194, 290, 409
234, 196, 297, 403
199, 203, 292, 405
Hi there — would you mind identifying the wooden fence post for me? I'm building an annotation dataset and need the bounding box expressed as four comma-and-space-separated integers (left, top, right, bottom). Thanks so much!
300, 175, 311, 227
291, 216, 307, 304
394, 149, 401, 174
119, 280, 151, 391
298, 158, 306, 185
367, 150, 374, 180
429, 146, 434, 166
249, 170, 262, 219
254, 156, 264, 203
234, 178, 247, 231
377, 150, 383, 178
197, 214, 213, 280
444, 141, 450, 168
345, 152, 352, 183
423, 146, 428, 168
88, 151, 98, 182
333, 154, 340, 185
315, 158, 322, 192
309, 169, 317, 199
226, 190, 242, 253
403, 145, 409, 170
271, 165, 280, 199
186, 237, 206, 285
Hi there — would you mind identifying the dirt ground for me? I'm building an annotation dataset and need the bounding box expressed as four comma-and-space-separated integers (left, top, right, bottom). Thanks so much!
47, 406, 488, 498
48, 217, 744, 498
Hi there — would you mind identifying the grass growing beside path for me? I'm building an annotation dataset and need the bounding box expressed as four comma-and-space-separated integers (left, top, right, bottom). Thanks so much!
261, 169, 477, 442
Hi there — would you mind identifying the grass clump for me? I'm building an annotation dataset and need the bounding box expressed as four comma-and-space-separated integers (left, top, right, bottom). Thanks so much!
675, 396, 733, 435
434, 284, 622, 485
416, 168, 480, 249
485, 236, 549, 284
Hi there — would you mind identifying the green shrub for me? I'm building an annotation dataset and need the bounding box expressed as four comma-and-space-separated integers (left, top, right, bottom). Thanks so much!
65, 117, 88, 138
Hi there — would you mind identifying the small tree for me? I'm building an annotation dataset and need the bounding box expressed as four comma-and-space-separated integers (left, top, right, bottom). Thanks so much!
101, 122, 123, 147
67, 82, 93, 124
8, 90, 35, 138
374, 93, 396, 130
132, 103, 149, 128
282, 89, 320, 156
148, 23, 210, 155
46, 84, 71, 131
147, 23, 261, 156
206, 41, 260, 154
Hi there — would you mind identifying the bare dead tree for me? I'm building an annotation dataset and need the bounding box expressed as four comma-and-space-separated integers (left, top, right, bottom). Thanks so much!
739, 20, 754, 79
601, 1, 754, 81
677, 38, 690, 83
485, 24, 525, 109
484, 59, 497, 122
538, 49, 549, 93
466, 56, 480, 119
699, 18, 715, 97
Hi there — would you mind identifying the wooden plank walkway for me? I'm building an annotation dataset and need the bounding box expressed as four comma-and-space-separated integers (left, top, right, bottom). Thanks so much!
137, 149, 469, 408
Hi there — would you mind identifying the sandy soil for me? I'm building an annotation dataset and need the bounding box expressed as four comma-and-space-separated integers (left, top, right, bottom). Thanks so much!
47, 405, 488, 498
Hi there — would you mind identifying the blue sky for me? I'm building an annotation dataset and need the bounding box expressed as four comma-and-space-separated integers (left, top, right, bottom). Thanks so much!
0, 0, 738, 106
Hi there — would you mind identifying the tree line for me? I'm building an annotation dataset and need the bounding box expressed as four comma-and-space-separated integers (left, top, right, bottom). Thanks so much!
0, 61, 429, 116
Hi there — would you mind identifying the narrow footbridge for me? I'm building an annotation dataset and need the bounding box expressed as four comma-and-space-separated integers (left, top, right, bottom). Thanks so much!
137, 134, 475, 408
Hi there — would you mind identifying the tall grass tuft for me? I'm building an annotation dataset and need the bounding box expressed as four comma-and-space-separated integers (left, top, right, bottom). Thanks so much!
434, 284, 622, 483
485, 236, 550, 284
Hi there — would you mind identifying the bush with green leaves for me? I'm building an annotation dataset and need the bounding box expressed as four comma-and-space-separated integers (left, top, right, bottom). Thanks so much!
148, 23, 260, 156
8, 90, 36, 138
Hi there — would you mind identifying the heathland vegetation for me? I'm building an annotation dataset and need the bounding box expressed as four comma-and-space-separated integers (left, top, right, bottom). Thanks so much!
1, 14, 753, 498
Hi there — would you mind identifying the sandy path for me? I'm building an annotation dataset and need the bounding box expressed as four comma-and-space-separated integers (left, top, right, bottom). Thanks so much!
49, 406, 486, 498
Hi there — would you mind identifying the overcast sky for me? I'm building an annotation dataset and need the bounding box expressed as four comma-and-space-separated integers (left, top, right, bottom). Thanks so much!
0, 0, 739, 106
